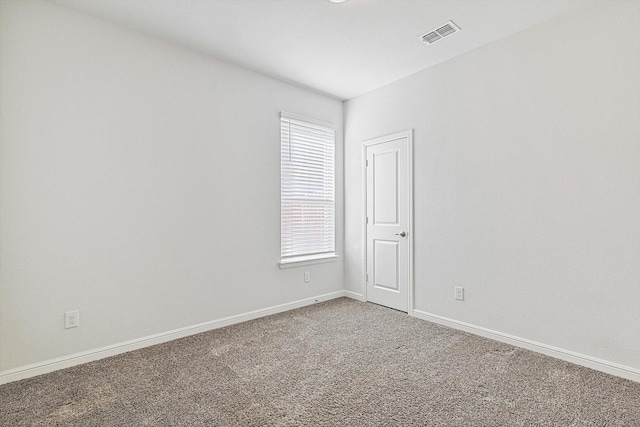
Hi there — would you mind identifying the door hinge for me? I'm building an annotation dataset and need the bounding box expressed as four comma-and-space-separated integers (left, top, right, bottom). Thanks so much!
366, 216, 369, 224
366, 159, 369, 167
366, 273, 369, 282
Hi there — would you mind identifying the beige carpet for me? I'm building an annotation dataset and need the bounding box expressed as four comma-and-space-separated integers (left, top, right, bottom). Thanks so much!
1, 298, 639, 426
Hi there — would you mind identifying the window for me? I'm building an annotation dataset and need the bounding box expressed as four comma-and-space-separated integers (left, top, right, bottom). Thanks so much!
280, 112, 336, 266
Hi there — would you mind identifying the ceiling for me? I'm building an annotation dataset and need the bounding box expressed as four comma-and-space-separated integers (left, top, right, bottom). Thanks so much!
52, 0, 591, 100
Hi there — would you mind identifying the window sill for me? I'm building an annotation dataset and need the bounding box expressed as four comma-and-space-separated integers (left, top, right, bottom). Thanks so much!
279, 254, 339, 269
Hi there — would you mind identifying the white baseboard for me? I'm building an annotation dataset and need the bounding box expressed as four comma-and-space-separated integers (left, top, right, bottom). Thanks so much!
412, 309, 640, 383
344, 290, 365, 301
0, 290, 346, 385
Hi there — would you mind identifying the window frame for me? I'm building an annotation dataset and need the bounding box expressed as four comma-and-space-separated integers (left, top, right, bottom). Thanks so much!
279, 112, 338, 268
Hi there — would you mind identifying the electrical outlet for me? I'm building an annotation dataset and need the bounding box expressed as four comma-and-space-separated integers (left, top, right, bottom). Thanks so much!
304, 271, 311, 283
65, 310, 80, 329
454, 286, 464, 301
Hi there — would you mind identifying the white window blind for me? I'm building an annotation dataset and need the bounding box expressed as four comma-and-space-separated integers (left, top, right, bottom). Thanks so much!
281, 113, 335, 261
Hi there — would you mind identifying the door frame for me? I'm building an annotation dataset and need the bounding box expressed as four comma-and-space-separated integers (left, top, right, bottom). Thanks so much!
362, 129, 414, 315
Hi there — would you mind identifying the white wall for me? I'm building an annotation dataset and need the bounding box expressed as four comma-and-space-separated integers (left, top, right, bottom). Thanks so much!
345, 1, 640, 371
0, 0, 343, 373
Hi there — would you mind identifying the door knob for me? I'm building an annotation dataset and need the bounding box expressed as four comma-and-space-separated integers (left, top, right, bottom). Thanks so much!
395, 231, 407, 237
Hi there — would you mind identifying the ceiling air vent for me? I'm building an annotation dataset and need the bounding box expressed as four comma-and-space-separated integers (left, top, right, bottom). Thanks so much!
419, 20, 461, 45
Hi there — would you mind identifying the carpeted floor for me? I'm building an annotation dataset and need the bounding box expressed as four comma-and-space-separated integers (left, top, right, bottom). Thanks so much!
1, 298, 639, 426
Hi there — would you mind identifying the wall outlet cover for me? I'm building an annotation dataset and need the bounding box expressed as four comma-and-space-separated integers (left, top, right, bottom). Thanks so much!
65, 310, 80, 329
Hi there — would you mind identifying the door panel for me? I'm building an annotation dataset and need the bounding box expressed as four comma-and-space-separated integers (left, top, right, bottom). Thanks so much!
374, 240, 399, 291
373, 150, 398, 225
366, 132, 411, 312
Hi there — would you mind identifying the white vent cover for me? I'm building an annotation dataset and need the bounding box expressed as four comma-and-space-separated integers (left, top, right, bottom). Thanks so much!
419, 20, 461, 45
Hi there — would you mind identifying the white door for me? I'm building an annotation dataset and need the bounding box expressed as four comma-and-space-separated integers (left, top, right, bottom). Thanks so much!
365, 131, 412, 312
